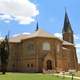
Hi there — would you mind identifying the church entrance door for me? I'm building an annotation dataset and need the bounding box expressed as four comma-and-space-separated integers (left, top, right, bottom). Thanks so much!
47, 60, 52, 70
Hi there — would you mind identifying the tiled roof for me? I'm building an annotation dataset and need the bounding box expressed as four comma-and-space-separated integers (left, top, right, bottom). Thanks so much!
63, 41, 74, 46
25, 28, 58, 38
9, 34, 30, 42
9, 28, 62, 42
9, 28, 74, 47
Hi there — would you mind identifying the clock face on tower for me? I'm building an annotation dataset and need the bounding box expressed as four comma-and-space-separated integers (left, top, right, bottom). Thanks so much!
26, 42, 34, 54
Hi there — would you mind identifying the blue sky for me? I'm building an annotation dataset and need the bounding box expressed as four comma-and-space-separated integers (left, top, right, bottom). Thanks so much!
0, 0, 80, 63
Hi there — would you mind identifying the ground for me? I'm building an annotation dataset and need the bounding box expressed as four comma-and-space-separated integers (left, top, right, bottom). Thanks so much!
75, 71, 80, 77
0, 73, 74, 80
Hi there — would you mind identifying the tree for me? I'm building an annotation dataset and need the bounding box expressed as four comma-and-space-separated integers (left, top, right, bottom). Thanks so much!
0, 35, 9, 74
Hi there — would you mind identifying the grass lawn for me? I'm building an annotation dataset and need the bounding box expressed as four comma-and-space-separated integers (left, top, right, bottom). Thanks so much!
0, 72, 75, 80
75, 71, 80, 77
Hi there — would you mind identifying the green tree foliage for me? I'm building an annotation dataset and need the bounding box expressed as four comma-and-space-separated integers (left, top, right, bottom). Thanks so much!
0, 35, 9, 74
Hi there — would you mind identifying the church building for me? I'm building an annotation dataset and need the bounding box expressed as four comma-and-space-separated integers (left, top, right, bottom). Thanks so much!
6, 11, 78, 72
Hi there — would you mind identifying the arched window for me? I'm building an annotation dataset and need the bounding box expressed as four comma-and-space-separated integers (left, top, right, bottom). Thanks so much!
43, 42, 50, 51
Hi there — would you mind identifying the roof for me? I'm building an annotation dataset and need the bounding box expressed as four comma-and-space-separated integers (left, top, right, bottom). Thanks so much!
63, 41, 74, 46
25, 28, 58, 38
62, 47, 68, 50
9, 33, 30, 42
9, 28, 74, 46
10, 28, 62, 42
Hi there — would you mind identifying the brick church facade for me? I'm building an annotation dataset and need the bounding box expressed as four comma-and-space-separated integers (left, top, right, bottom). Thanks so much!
5, 11, 78, 72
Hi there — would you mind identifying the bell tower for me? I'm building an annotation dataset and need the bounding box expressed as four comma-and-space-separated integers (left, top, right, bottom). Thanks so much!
62, 10, 74, 44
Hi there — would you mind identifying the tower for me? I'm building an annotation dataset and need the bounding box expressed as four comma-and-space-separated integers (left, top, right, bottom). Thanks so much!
62, 10, 74, 44
35, 21, 39, 31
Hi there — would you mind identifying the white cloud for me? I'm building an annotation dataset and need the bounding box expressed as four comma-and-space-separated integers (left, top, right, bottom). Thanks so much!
75, 44, 80, 48
0, 0, 39, 24
54, 33, 62, 39
76, 48, 80, 53
54, 33, 80, 41
22, 32, 31, 35
12, 32, 30, 37
74, 34, 80, 41
78, 59, 80, 63
15, 16, 34, 24
4, 20, 10, 23
0, 14, 13, 20
76, 49, 80, 63
12, 33, 20, 37
0, 36, 4, 40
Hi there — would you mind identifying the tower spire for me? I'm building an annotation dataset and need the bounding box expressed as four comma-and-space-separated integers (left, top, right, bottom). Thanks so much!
35, 21, 39, 31
62, 10, 73, 33
62, 10, 74, 43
